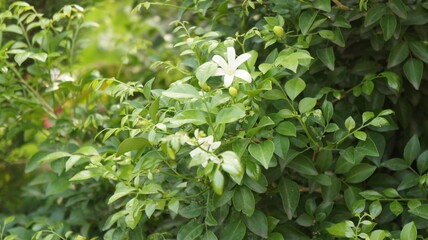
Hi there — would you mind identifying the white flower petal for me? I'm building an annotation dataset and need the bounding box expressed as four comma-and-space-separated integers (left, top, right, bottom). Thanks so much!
214, 68, 226, 76
234, 69, 252, 83
223, 75, 234, 88
227, 47, 236, 65
231, 53, 251, 70
190, 148, 204, 157
210, 141, 221, 150
212, 55, 228, 70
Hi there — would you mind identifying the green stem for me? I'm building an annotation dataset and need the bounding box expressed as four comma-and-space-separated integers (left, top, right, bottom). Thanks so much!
158, 171, 201, 183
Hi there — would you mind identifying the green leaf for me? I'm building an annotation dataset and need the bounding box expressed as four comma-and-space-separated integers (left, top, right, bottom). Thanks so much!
203, 231, 218, 240
299, 11, 318, 35
352, 199, 366, 215
387, 42, 409, 68
279, 178, 300, 220
345, 163, 376, 183
233, 186, 255, 216
248, 140, 274, 169
369, 117, 389, 127
317, 47, 335, 71
220, 218, 246, 240
354, 131, 367, 141
344, 116, 355, 131
370, 230, 387, 240
403, 58, 423, 90
221, 151, 243, 177
380, 71, 401, 91
400, 222, 417, 240
261, 89, 286, 100
108, 183, 135, 204
39, 152, 71, 163
4, 216, 15, 225
69, 169, 100, 181
409, 204, 428, 220
212, 169, 224, 195
275, 121, 296, 137
288, 155, 318, 176
417, 150, 428, 174
380, 14, 397, 41
141, 183, 163, 194
387, 0, 408, 19
29, 52, 48, 62
313, 0, 331, 12
381, 158, 409, 171
326, 222, 353, 238
14, 51, 31, 65
298, 97, 317, 113
116, 137, 150, 156
389, 200, 403, 216
177, 220, 204, 240
168, 199, 180, 214
404, 135, 420, 164
360, 190, 383, 200
162, 84, 200, 99
318, 30, 335, 41
46, 176, 70, 195
26, 151, 49, 173
369, 200, 382, 218
216, 106, 246, 124
245, 210, 268, 238
170, 110, 207, 126
409, 41, 428, 64
364, 5, 386, 27
356, 137, 379, 157
196, 62, 217, 85
383, 188, 400, 198
284, 78, 306, 101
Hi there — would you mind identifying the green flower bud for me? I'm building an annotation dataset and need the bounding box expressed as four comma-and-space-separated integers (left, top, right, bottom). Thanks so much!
229, 86, 238, 97
273, 26, 284, 38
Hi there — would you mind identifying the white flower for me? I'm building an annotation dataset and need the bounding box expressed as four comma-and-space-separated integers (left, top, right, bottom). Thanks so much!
50, 68, 74, 91
188, 129, 221, 167
212, 47, 252, 88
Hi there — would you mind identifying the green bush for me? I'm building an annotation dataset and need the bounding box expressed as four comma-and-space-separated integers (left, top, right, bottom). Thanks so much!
1, 0, 428, 239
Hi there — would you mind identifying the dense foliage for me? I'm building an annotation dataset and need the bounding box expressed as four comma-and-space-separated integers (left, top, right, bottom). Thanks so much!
1, 0, 428, 239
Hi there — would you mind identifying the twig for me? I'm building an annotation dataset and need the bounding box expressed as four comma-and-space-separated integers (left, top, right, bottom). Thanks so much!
332, 0, 350, 10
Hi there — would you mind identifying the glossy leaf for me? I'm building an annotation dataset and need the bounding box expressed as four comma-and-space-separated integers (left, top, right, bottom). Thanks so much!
403, 58, 423, 90
248, 140, 275, 169
279, 178, 300, 220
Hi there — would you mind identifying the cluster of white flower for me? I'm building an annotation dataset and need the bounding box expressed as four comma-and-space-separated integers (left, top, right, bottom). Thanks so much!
187, 129, 221, 167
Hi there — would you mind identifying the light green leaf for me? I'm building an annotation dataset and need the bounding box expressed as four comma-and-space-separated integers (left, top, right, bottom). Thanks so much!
390, 200, 403, 216
279, 178, 300, 220
284, 78, 306, 101
370, 230, 387, 240
221, 151, 243, 177
248, 140, 274, 169
162, 84, 200, 99
14, 51, 31, 65
369, 200, 382, 218
216, 106, 245, 124
380, 71, 401, 91
400, 222, 417, 240
326, 222, 353, 238
345, 116, 355, 131
212, 169, 224, 195
108, 183, 135, 204
275, 121, 296, 137
409, 204, 428, 219
170, 110, 207, 126
354, 131, 367, 141
168, 199, 180, 214
298, 97, 317, 113
39, 152, 71, 163
196, 62, 217, 85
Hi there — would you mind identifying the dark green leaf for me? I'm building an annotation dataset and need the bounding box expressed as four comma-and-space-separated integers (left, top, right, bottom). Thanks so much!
275, 121, 296, 137
369, 200, 382, 218
220, 218, 246, 240
380, 15, 397, 41
403, 58, 423, 90
245, 210, 268, 238
409, 41, 428, 64
233, 187, 255, 216
409, 205, 428, 220
417, 150, 428, 174
403, 135, 420, 164
177, 220, 204, 240
288, 155, 318, 176
345, 163, 376, 183
117, 137, 150, 156
364, 5, 386, 27
387, 0, 408, 19
313, 0, 331, 12
381, 158, 409, 171
317, 47, 335, 71
248, 140, 274, 169
299, 11, 318, 35
387, 42, 409, 68
279, 178, 300, 220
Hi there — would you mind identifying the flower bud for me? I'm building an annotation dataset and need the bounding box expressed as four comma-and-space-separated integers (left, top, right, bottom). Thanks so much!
198, 82, 211, 91
273, 26, 284, 38
229, 87, 238, 97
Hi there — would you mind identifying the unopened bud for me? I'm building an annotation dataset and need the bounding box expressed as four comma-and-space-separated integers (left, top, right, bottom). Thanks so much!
229, 87, 238, 97
273, 26, 284, 38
